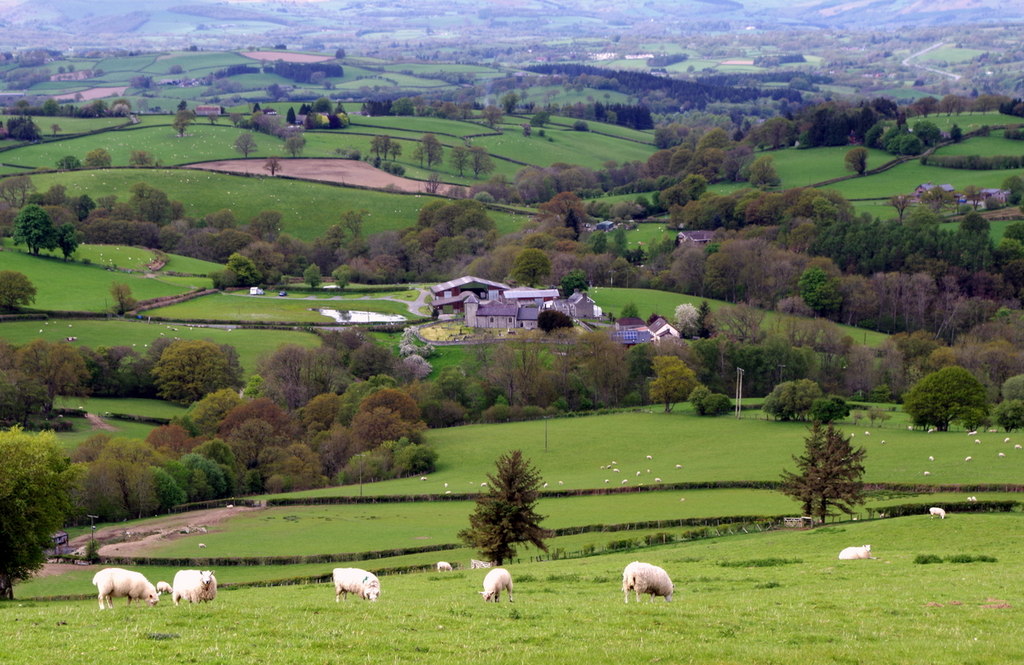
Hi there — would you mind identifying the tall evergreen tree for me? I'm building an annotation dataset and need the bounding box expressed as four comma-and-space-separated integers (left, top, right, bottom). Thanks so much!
780, 423, 866, 523
458, 450, 550, 565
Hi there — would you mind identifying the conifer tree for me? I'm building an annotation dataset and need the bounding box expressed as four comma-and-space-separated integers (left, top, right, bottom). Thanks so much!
780, 423, 866, 523
459, 450, 550, 565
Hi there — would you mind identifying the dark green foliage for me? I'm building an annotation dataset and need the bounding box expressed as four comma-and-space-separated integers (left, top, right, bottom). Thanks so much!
689, 385, 732, 416
537, 309, 573, 333
458, 450, 550, 565
12, 204, 56, 255
763, 379, 823, 421
809, 396, 850, 423
717, 558, 803, 568
903, 366, 988, 431
913, 554, 943, 564
915, 553, 996, 564
780, 422, 866, 523
994, 399, 1024, 431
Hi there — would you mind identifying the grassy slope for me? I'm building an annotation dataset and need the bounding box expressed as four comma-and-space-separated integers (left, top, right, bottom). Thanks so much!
0, 249, 190, 311
144, 292, 411, 323
22, 169, 529, 240
0, 319, 320, 375
9, 515, 1024, 665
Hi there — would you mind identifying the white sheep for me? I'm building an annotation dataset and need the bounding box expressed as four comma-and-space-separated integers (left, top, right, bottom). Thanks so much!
999, 452, 1006, 457
436, 561, 453, 572
470, 559, 493, 569
965, 456, 973, 462
621, 561, 674, 603
929, 507, 946, 519
1016, 444, 1023, 450
172, 569, 217, 606
332, 567, 380, 601
929, 456, 934, 461
198, 543, 206, 549
92, 568, 159, 609
837, 545, 874, 560
967, 430, 977, 436
646, 455, 653, 459
480, 567, 513, 602
156, 581, 173, 595
923, 471, 931, 476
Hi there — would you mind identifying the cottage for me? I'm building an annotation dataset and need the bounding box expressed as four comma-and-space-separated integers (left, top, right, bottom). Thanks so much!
465, 298, 538, 330
615, 317, 648, 330
675, 230, 716, 245
542, 289, 602, 319
502, 287, 560, 307
611, 328, 653, 346
194, 105, 221, 117
648, 317, 680, 341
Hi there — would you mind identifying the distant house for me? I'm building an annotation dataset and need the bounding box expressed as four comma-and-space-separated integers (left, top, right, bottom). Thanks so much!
675, 230, 716, 246
542, 290, 602, 319
614, 317, 648, 330
915, 182, 956, 198
595, 220, 615, 231
249, 287, 265, 295
648, 316, 680, 341
981, 188, 1011, 204
48, 531, 70, 556
610, 328, 653, 346
195, 104, 221, 117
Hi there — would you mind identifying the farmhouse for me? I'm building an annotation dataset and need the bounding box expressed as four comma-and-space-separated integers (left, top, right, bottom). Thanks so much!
194, 104, 221, 116
464, 296, 539, 330
542, 290, 602, 319
676, 230, 716, 245
914, 182, 956, 198
648, 316, 680, 341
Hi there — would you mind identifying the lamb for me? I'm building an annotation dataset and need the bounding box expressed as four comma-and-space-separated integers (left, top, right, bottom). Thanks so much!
837, 545, 874, 560
436, 561, 453, 572
470, 559, 493, 569
480, 567, 513, 602
92, 567, 159, 609
332, 567, 381, 601
156, 581, 173, 595
171, 569, 218, 606
621, 561, 674, 603
929, 507, 946, 519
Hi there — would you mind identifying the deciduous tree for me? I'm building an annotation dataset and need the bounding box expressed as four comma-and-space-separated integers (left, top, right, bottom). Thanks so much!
0, 427, 79, 599
0, 271, 36, 311
458, 450, 549, 565
13, 204, 56, 255
649, 355, 699, 412
844, 147, 868, 176
903, 366, 988, 431
152, 339, 242, 405
234, 132, 258, 158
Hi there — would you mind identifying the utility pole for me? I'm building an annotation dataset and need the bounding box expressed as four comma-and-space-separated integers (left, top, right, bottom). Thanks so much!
735, 368, 744, 419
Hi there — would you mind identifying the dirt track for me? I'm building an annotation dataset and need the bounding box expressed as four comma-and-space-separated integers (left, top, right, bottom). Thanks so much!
185, 158, 466, 196
77, 505, 259, 557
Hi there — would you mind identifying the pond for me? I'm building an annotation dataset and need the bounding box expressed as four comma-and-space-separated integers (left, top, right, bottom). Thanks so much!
316, 308, 406, 323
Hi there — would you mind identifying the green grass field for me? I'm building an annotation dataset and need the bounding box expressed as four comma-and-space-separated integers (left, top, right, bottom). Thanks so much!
144, 292, 412, 323
0, 248, 192, 311
8, 514, 1024, 665
53, 396, 188, 420
0, 319, 320, 375
473, 127, 656, 171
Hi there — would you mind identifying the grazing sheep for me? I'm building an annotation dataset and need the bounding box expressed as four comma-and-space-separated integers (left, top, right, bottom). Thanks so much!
975, 439, 981, 444
646, 455, 653, 460
1017, 444, 1023, 450
999, 452, 1006, 457
929, 507, 946, 519
864, 431, 870, 435
1005, 438, 1011, 443
929, 456, 934, 461
923, 471, 931, 476
967, 430, 977, 436
621, 479, 629, 485
470, 559, 493, 570
436, 561, 453, 572
198, 543, 206, 549
172, 569, 217, 606
156, 581, 173, 595
965, 456, 973, 462
654, 477, 662, 483
332, 567, 380, 601
880, 440, 886, 445
621, 561, 674, 603
480, 567, 513, 602
837, 545, 874, 560
92, 568, 159, 609
675, 464, 682, 468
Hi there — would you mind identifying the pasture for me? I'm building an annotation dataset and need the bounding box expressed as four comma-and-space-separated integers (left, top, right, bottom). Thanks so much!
143, 292, 412, 323
7, 514, 1024, 665
0, 249, 191, 311
0, 319, 321, 375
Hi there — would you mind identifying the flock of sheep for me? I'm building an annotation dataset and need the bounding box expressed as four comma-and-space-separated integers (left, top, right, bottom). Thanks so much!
89, 559, 675, 609
92, 567, 217, 609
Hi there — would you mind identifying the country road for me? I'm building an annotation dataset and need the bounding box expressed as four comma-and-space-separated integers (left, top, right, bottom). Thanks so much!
903, 42, 961, 81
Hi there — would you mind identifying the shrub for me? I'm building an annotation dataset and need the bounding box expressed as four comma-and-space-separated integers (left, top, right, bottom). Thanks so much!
913, 554, 943, 564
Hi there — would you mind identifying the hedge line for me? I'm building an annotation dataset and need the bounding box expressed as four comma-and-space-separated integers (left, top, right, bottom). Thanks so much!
98, 541, 460, 567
